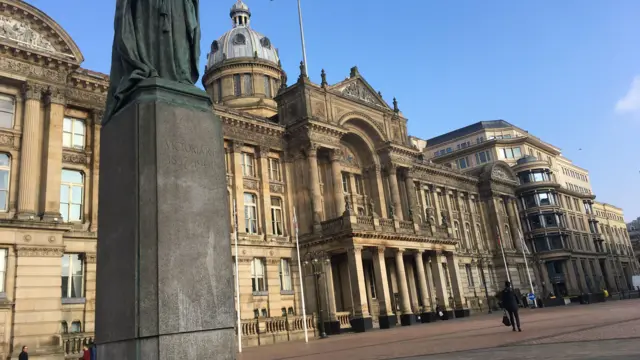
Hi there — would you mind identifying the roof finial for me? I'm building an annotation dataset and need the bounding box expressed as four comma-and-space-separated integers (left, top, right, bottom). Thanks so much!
321, 69, 327, 87
230, 0, 251, 28
299, 61, 307, 80
350, 66, 359, 78
393, 97, 399, 113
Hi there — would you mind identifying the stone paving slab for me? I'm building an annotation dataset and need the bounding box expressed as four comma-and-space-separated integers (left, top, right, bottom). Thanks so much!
238, 300, 640, 360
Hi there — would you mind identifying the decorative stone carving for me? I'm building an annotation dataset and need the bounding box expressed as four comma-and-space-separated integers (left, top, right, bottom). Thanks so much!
339, 145, 359, 167
62, 152, 88, 165
269, 183, 284, 194
257, 146, 270, 159
0, 133, 14, 147
492, 166, 512, 181
0, 57, 67, 83
312, 101, 325, 119
0, 16, 57, 53
339, 82, 381, 106
17, 246, 64, 257
92, 109, 105, 125
23, 234, 31, 243
231, 140, 244, 153
243, 178, 259, 190
329, 148, 343, 162
85, 253, 97, 264
22, 82, 45, 100
48, 236, 56, 243
45, 86, 66, 105
65, 88, 107, 106
306, 143, 319, 157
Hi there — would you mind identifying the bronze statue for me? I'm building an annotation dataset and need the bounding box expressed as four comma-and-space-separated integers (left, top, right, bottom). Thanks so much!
104, 0, 201, 123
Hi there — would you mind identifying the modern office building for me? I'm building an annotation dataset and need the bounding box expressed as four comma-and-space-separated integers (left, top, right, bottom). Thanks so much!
421, 121, 639, 297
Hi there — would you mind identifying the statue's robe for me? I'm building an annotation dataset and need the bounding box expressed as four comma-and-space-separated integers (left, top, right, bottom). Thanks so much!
104, 0, 201, 123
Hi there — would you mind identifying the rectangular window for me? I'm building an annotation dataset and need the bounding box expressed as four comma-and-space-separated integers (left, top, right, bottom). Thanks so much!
446, 147, 452, 153
460, 195, 468, 212
565, 196, 572, 210
424, 189, 432, 207
241, 152, 255, 177
465, 264, 474, 287
251, 258, 267, 292
279, 259, 292, 291
573, 199, 581, 212
342, 173, 349, 193
233, 74, 242, 96
243, 74, 253, 95
449, 194, 458, 211
0, 94, 14, 129
271, 197, 284, 236
268, 158, 281, 181
244, 193, 258, 234
538, 193, 551, 206
0, 249, 6, 293
263, 75, 272, 98
0, 154, 9, 212
438, 191, 445, 209
457, 157, 469, 169
60, 169, 83, 222
61, 253, 84, 298
354, 175, 364, 195
475, 151, 491, 164
63, 117, 85, 150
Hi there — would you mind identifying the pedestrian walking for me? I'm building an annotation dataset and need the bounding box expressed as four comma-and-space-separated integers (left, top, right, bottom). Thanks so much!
500, 281, 522, 332
81, 345, 91, 360
18, 346, 28, 360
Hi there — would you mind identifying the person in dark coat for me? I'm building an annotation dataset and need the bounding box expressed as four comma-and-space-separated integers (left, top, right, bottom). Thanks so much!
18, 346, 28, 360
501, 281, 522, 332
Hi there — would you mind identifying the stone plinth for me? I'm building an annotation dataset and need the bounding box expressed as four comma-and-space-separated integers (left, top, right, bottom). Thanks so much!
96, 78, 235, 360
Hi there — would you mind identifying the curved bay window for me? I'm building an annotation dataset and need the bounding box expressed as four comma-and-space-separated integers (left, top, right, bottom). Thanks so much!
526, 211, 565, 231
521, 190, 559, 209
532, 234, 566, 253
518, 169, 552, 184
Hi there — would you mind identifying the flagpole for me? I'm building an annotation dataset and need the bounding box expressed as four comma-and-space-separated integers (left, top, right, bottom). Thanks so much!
497, 225, 511, 284
297, 0, 309, 75
293, 208, 309, 343
518, 229, 537, 308
234, 201, 242, 352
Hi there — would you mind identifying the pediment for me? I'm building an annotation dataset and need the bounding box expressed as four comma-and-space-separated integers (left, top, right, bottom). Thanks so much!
331, 78, 389, 109
0, 0, 83, 63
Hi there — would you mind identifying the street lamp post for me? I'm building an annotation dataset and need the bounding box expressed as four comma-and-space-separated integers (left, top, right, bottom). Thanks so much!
474, 259, 492, 314
304, 250, 328, 339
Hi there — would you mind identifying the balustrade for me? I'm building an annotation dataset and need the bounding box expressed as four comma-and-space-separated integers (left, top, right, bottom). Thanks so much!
239, 314, 318, 347
62, 332, 93, 358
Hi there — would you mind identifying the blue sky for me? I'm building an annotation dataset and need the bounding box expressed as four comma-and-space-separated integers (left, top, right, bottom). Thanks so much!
26, 0, 640, 221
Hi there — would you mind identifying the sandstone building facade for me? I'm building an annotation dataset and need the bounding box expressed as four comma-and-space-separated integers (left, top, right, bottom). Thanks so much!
0, 0, 635, 358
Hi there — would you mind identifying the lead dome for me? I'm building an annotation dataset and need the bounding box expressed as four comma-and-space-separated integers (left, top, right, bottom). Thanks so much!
207, 0, 280, 68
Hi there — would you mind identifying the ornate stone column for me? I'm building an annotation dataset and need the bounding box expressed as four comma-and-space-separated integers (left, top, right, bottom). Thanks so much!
394, 248, 414, 325
322, 256, 339, 333
372, 247, 395, 328
17, 82, 44, 219
445, 252, 466, 313
257, 147, 273, 238
231, 141, 246, 233
505, 196, 521, 251
386, 164, 403, 220
404, 170, 418, 221
307, 143, 323, 231
414, 251, 430, 313
89, 110, 102, 232
430, 251, 449, 309
346, 246, 372, 332
42, 87, 66, 220
372, 165, 388, 218
330, 149, 345, 216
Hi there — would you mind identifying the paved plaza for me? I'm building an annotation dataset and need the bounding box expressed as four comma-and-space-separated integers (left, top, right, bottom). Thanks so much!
239, 299, 640, 360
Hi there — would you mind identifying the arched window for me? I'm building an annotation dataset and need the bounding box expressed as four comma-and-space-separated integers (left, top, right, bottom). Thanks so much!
71, 321, 82, 333
60, 321, 68, 334
0, 153, 9, 212
453, 221, 460, 239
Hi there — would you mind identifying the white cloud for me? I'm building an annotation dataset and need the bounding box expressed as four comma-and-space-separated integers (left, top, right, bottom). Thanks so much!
615, 75, 640, 115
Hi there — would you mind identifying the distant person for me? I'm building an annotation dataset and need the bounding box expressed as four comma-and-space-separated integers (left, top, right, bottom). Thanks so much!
82, 345, 91, 360
500, 281, 521, 332
90, 343, 97, 360
18, 346, 28, 360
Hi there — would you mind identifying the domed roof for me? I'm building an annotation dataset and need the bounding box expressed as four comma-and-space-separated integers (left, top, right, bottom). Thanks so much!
207, 1, 280, 68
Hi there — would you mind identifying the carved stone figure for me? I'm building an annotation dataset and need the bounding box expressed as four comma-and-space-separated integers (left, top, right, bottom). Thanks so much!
345, 196, 352, 212
441, 211, 449, 226
0, 15, 56, 52
389, 204, 395, 218
104, 0, 201, 123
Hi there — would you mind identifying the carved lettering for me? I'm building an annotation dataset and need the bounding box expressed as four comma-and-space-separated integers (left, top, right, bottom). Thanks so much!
164, 139, 214, 170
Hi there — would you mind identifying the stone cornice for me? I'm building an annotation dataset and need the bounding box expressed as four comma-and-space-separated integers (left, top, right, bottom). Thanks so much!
219, 109, 285, 150
411, 162, 479, 185
302, 230, 458, 248
16, 245, 64, 257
